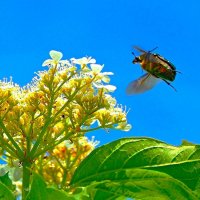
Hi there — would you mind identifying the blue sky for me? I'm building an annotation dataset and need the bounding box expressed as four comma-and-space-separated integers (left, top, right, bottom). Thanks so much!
0, 0, 200, 146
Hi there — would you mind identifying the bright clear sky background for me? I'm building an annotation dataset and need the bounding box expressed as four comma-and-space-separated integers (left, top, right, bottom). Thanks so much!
0, 0, 200, 146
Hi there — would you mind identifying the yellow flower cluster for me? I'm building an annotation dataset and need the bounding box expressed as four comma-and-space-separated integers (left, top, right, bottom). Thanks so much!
35, 137, 97, 187
0, 50, 131, 189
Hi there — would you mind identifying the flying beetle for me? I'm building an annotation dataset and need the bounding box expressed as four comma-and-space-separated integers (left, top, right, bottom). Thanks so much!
126, 46, 178, 94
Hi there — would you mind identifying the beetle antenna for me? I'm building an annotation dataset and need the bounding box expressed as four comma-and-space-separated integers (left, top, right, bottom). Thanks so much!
149, 46, 158, 53
132, 51, 136, 57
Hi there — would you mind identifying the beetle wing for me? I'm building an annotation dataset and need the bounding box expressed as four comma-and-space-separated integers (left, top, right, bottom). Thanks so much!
126, 73, 160, 94
133, 46, 147, 53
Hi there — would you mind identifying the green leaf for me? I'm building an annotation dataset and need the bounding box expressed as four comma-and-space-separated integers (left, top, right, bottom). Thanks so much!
87, 169, 197, 200
0, 172, 15, 191
71, 137, 200, 199
46, 187, 91, 200
194, 177, 200, 199
46, 188, 76, 200
0, 182, 15, 200
26, 173, 92, 200
26, 173, 48, 200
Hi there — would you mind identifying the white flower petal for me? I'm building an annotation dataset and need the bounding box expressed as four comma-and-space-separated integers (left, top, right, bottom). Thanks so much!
50, 50, 63, 61
42, 59, 53, 67
90, 64, 103, 73
93, 83, 116, 92
71, 57, 87, 65
102, 75, 110, 83
105, 94, 117, 106
124, 124, 132, 131
71, 57, 96, 65
102, 72, 114, 76
116, 123, 132, 131
103, 85, 116, 92
93, 82, 102, 88
89, 58, 96, 64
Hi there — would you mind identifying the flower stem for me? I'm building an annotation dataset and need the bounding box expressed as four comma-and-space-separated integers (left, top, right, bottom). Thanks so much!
22, 160, 32, 200
0, 119, 24, 159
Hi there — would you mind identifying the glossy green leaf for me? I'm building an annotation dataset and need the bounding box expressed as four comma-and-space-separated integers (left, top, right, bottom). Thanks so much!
46, 188, 76, 200
86, 168, 197, 200
0, 182, 15, 200
47, 187, 92, 200
26, 173, 47, 200
0, 172, 15, 191
26, 173, 91, 200
71, 137, 200, 199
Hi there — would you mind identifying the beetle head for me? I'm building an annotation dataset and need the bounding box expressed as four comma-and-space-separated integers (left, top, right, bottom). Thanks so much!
132, 52, 142, 63
132, 56, 142, 63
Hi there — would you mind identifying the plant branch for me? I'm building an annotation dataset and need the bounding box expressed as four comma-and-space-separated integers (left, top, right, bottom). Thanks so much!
0, 118, 24, 159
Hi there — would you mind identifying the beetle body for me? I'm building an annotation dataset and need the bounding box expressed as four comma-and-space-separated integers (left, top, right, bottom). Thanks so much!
126, 47, 177, 94
133, 50, 176, 81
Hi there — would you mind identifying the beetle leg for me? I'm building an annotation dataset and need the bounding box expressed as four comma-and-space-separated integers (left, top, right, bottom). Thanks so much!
175, 70, 182, 74
162, 79, 177, 92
